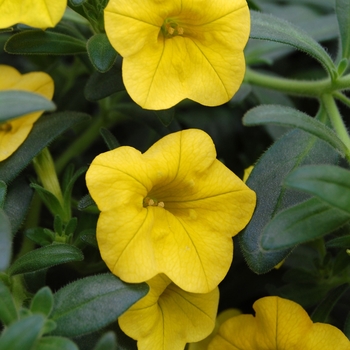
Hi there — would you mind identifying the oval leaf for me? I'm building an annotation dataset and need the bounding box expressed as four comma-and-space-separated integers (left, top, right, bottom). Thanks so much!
0, 280, 18, 326
243, 105, 348, 158
250, 10, 336, 78
8, 244, 84, 276
30, 286, 54, 317
93, 332, 117, 350
0, 112, 90, 184
5, 30, 86, 55
261, 197, 350, 250
87, 33, 118, 73
36, 336, 79, 350
0, 91, 56, 122
285, 165, 350, 214
50, 273, 148, 337
0, 315, 45, 350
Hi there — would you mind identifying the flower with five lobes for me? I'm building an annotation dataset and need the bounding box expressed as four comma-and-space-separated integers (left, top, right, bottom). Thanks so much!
0, 0, 66, 29
86, 129, 256, 293
104, 0, 250, 110
119, 274, 219, 350
0, 65, 54, 162
208, 296, 350, 350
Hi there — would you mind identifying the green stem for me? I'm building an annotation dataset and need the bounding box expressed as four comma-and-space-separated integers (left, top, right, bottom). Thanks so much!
321, 94, 350, 153
333, 91, 350, 109
244, 68, 350, 97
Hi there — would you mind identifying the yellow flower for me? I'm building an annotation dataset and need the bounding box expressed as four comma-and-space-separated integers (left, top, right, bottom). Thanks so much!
86, 129, 256, 293
0, 65, 54, 161
104, 0, 250, 110
119, 274, 219, 350
0, 1, 66, 29
208, 296, 350, 350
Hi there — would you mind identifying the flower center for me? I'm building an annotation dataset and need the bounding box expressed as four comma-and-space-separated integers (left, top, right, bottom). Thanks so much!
0, 122, 12, 132
161, 18, 184, 38
143, 196, 165, 208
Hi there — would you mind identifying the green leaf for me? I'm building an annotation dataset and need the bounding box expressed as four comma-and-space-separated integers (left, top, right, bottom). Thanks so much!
100, 128, 120, 150
0, 279, 18, 326
77, 194, 97, 211
3, 176, 33, 235
84, 63, 124, 101
239, 129, 339, 274
0, 210, 12, 272
336, 0, 350, 59
250, 10, 337, 78
311, 284, 349, 323
87, 33, 118, 73
0, 112, 90, 184
285, 165, 350, 214
50, 273, 149, 337
261, 197, 350, 250
30, 286, 54, 317
36, 336, 79, 350
93, 332, 117, 350
0, 91, 56, 122
26, 227, 55, 246
69, 0, 87, 6
0, 314, 45, 350
326, 235, 350, 248
8, 244, 84, 276
243, 105, 348, 158
5, 30, 86, 55
0, 181, 6, 208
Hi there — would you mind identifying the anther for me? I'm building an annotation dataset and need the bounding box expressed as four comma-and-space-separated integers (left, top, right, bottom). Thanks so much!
158, 201, 165, 208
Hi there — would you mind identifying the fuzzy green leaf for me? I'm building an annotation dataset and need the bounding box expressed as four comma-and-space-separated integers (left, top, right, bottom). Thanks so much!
87, 33, 118, 73
0, 181, 6, 208
0, 91, 56, 122
50, 273, 148, 337
36, 336, 79, 350
0, 279, 18, 326
8, 244, 84, 276
336, 0, 350, 59
30, 286, 54, 317
5, 30, 86, 55
250, 10, 336, 78
93, 332, 117, 350
0, 210, 12, 272
243, 105, 348, 157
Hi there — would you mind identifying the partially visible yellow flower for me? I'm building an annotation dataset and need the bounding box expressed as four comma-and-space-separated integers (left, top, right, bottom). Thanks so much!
104, 0, 250, 110
0, 1, 66, 29
86, 129, 256, 293
119, 274, 219, 350
208, 296, 350, 350
0, 65, 54, 161
243, 165, 254, 182
188, 308, 241, 350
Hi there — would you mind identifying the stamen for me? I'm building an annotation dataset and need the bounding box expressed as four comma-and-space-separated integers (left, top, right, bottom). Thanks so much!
158, 202, 165, 208
177, 27, 184, 35
168, 27, 175, 35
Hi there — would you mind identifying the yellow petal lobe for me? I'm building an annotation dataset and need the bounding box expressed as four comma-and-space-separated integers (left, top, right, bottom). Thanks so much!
119, 274, 219, 350
86, 129, 256, 293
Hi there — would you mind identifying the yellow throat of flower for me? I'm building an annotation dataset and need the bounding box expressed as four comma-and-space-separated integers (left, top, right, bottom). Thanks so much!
161, 18, 184, 38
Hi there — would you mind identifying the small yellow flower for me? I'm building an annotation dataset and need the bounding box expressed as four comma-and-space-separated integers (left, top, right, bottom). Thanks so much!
86, 129, 256, 293
208, 296, 350, 350
0, 1, 66, 29
104, 0, 250, 110
119, 274, 219, 350
0, 65, 54, 161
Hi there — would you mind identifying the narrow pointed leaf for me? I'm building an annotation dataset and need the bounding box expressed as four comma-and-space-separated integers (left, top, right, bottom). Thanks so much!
336, 0, 350, 59
0, 91, 56, 122
0, 315, 45, 350
5, 30, 86, 55
285, 165, 350, 214
0, 210, 11, 271
239, 129, 339, 274
250, 11, 336, 78
100, 128, 120, 150
8, 244, 84, 276
50, 273, 148, 337
261, 197, 350, 250
0, 112, 90, 184
0, 280, 18, 326
243, 105, 347, 157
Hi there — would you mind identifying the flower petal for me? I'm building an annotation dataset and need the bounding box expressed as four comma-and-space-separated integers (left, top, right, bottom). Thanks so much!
0, 0, 66, 29
104, 0, 250, 109
0, 65, 54, 161
119, 274, 219, 350
208, 296, 350, 350
86, 129, 256, 293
